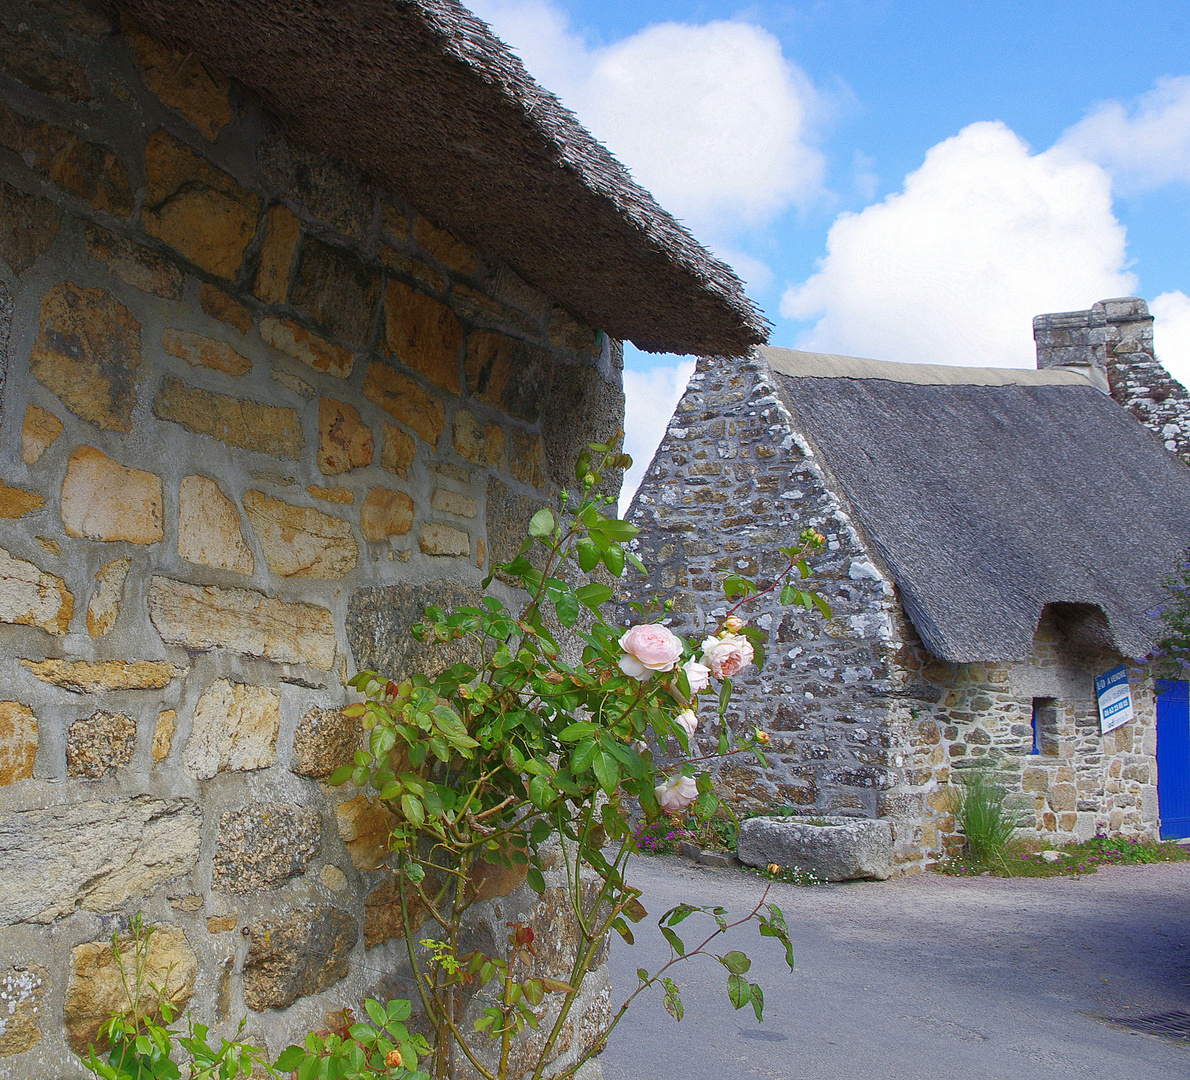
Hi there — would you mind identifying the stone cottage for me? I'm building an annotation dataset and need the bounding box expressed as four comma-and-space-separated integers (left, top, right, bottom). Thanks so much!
625, 297, 1190, 872
0, 0, 765, 1072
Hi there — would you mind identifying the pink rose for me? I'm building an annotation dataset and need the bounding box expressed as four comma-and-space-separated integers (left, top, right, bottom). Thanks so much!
700, 633, 755, 679
674, 709, 699, 737
682, 659, 711, 694
618, 624, 683, 681
655, 773, 698, 814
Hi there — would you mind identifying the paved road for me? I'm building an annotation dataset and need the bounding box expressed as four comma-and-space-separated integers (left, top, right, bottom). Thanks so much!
600, 856, 1190, 1080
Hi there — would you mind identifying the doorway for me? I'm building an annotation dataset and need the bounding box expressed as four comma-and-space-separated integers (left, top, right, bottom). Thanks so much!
1156, 680, 1190, 839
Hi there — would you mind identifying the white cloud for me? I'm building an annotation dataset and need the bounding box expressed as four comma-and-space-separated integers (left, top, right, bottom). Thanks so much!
468, 0, 824, 233
1154, 290, 1190, 387
1060, 76, 1190, 191
781, 121, 1136, 368
618, 358, 696, 514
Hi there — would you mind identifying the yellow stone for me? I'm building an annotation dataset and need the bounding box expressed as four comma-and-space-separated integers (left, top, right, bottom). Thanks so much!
381, 204, 408, 241
253, 203, 301, 303
335, 795, 395, 870
0, 483, 45, 518
34, 537, 60, 555
30, 281, 141, 432
363, 362, 445, 445
0, 963, 45, 1056
0, 177, 60, 274
152, 710, 176, 762
308, 486, 354, 504
452, 410, 505, 468
419, 523, 470, 558
183, 679, 280, 780
65, 927, 196, 1054
380, 422, 416, 478
21, 404, 62, 465
430, 487, 476, 518
260, 316, 353, 378
383, 279, 461, 393
207, 915, 238, 934
318, 397, 374, 474
125, 26, 231, 140
412, 214, 478, 275
200, 283, 252, 334
243, 489, 357, 578
509, 429, 549, 489
0, 546, 72, 635
87, 555, 131, 636
163, 328, 251, 375
178, 474, 254, 574
320, 865, 348, 892
361, 488, 415, 541
154, 375, 303, 458
148, 576, 336, 669
0, 702, 37, 785
61, 446, 163, 544
85, 225, 183, 299
21, 658, 181, 693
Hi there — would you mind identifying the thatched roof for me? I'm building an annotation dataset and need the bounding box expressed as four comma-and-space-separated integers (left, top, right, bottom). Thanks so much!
110, 0, 766, 356
763, 346, 1190, 663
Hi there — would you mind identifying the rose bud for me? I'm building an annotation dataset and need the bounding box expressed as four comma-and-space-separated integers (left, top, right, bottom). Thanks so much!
386, 1049, 404, 1068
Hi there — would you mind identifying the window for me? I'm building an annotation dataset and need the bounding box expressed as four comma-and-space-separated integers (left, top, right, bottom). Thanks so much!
1031, 698, 1059, 756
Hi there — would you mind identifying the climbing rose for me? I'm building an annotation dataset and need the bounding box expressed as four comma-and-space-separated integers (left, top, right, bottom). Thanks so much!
700, 633, 755, 679
655, 773, 698, 814
618, 624, 683, 680
675, 709, 699, 737
682, 659, 711, 694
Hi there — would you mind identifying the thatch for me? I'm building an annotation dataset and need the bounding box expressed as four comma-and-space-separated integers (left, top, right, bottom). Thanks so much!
110, 0, 766, 357
763, 346, 1190, 663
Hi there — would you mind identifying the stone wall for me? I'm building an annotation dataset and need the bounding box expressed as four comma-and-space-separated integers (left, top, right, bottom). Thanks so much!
0, 2, 622, 1073
624, 353, 1160, 872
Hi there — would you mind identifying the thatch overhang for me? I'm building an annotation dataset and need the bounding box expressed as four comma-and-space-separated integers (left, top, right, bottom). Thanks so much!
108, 0, 767, 357
763, 346, 1190, 664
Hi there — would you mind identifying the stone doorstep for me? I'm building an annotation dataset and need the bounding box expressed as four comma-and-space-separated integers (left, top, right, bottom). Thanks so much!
678, 840, 740, 869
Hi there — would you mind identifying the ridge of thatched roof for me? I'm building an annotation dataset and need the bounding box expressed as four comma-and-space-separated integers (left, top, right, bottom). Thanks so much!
763, 346, 1190, 663
110, 0, 767, 356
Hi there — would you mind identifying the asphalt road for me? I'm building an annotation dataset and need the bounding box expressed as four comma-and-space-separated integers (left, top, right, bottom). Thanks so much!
599, 855, 1190, 1080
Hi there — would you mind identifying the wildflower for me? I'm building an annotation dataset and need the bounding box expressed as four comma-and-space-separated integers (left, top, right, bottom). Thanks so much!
655, 773, 698, 814
700, 633, 755, 679
618, 624, 683, 680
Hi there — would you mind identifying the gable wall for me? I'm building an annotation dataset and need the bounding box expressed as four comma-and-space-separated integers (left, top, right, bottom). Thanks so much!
0, 2, 620, 1071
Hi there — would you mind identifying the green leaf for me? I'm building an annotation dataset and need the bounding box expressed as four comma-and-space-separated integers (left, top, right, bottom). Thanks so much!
570, 738, 598, 774
780, 584, 796, 604
721, 950, 751, 975
365, 999, 387, 1027
400, 794, 425, 828
602, 544, 625, 578
661, 977, 684, 1021
727, 973, 751, 1010
558, 721, 599, 742
592, 750, 620, 795
750, 981, 765, 1022
526, 866, 545, 893
379, 780, 403, 801
637, 968, 649, 983
626, 549, 647, 574
575, 582, 614, 610
718, 677, 732, 715
665, 903, 696, 926
528, 775, 553, 809
590, 517, 639, 541
529, 508, 555, 538
276, 1047, 306, 1071
326, 765, 354, 786
576, 539, 601, 573
553, 589, 580, 627
660, 927, 686, 956
812, 592, 832, 618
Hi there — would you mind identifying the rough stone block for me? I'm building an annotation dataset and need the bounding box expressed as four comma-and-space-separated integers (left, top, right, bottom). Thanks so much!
61, 446, 163, 544
142, 130, 259, 279
452, 410, 504, 468
383, 279, 461, 393
0, 964, 46, 1057
20, 404, 62, 465
212, 803, 321, 893
430, 487, 476, 518
361, 487, 414, 541
291, 706, 362, 779
419, 522, 470, 557
183, 679, 280, 780
335, 795, 395, 870
363, 362, 445, 444
85, 555, 130, 637
364, 875, 427, 949
21, 658, 180, 693
258, 134, 374, 239
0, 178, 61, 275
152, 709, 176, 762
380, 244, 446, 294
65, 927, 196, 1053
307, 485, 354, 504
0, 484, 44, 518
260, 316, 353, 378
66, 711, 136, 778
243, 906, 357, 1011
464, 330, 553, 423
253, 203, 301, 303
178, 475, 254, 574
291, 236, 380, 345
509, 429, 549, 489
125, 26, 230, 140
200, 282, 252, 333
163, 328, 251, 375
737, 816, 894, 881
31, 281, 140, 431
318, 397, 374, 474
85, 225, 183, 299
148, 576, 336, 669
154, 375, 303, 458
380, 421, 416, 477
0, 546, 73, 635
0, 702, 37, 785
274, 367, 314, 398
412, 214, 478, 275
0, 796, 202, 924
243, 489, 357, 578
0, 21, 89, 99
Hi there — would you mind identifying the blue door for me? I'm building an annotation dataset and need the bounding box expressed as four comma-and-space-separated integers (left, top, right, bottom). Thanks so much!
1156, 680, 1190, 839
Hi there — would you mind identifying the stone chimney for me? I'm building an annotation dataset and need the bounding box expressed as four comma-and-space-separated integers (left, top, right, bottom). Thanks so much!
1034, 297, 1190, 466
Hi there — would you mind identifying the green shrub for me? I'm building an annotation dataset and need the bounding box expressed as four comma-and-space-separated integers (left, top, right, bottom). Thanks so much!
949, 767, 1027, 872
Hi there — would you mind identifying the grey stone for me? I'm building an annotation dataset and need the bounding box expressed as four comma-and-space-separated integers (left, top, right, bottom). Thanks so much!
243, 905, 358, 1010
737, 816, 893, 881
212, 803, 321, 893
289, 236, 380, 346
291, 706, 362, 779
0, 797, 202, 924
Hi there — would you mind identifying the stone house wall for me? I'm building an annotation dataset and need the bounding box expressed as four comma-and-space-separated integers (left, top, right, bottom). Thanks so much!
0, 2, 621, 1073
625, 353, 1161, 873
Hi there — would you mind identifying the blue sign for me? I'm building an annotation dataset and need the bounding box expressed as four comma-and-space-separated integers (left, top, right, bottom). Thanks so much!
1095, 664, 1133, 735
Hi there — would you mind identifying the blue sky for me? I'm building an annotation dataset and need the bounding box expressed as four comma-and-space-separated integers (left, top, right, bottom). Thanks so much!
465, 1, 1190, 503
